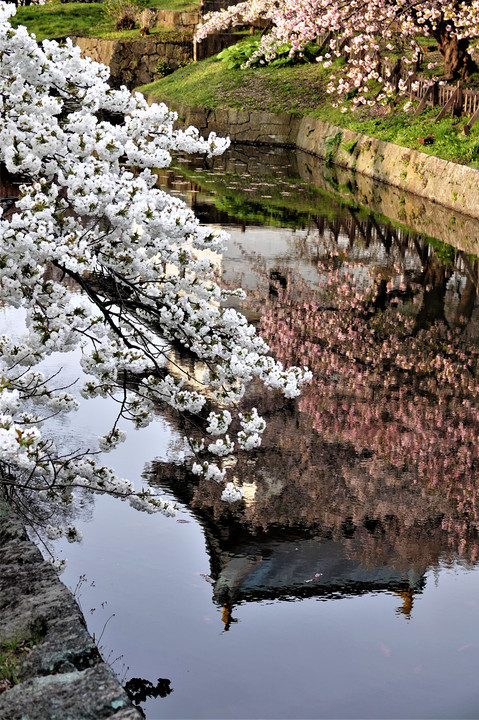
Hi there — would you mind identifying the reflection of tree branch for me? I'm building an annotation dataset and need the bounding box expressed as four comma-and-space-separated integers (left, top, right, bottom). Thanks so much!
124, 676, 173, 717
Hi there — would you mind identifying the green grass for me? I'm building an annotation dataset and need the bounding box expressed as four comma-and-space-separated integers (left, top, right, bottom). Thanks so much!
139, 44, 479, 167
331, 107, 479, 168
0, 630, 42, 692
13, 0, 198, 41
141, 53, 330, 113
154, 0, 198, 8
93, 26, 192, 41
13, 2, 109, 40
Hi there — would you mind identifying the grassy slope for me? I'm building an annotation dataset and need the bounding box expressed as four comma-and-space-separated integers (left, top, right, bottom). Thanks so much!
13, 0, 198, 41
140, 50, 479, 167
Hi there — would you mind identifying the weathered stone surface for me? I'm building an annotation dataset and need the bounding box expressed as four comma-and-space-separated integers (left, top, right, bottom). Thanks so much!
0, 501, 142, 719
1, 666, 140, 720
151, 100, 301, 146
155, 9, 200, 30
295, 116, 479, 220
73, 28, 243, 88
74, 36, 194, 88
195, 32, 245, 62
202, 0, 243, 10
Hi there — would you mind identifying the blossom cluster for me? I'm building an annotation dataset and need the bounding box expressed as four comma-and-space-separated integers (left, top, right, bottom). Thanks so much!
195, 0, 479, 105
0, 5, 310, 540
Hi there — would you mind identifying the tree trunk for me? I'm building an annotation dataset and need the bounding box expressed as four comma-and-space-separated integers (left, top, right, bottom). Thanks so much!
432, 22, 478, 80
454, 260, 478, 327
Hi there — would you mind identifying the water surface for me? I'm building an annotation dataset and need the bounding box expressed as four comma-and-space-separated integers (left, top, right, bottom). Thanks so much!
5, 146, 479, 719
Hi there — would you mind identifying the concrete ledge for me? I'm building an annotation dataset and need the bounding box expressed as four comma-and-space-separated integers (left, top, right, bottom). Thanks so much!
296, 117, 479, 220
147, 97, 479, 222
0, 501, 142, 720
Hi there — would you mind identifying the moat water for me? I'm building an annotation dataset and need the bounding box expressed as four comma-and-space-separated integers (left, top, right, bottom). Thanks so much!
4, 145, 479, 719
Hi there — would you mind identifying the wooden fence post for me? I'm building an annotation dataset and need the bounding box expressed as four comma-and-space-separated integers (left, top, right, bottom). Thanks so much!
452, 81, 463, 118
463, 105, 479, 135
435, 82, 463, 122
414, 82, 434, 116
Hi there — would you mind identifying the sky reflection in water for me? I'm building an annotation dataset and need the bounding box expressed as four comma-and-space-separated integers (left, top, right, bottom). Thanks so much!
8, 146, 479, 719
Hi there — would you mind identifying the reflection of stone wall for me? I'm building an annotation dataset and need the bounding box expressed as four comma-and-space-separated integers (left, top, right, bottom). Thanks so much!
293, 151, 479, 255
169, 143, 479, 254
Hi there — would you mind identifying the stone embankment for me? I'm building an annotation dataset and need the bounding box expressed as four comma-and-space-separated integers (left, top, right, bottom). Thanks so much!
73, 5, 241, 89
75, 35, 193, 88
74, 32, 241, 88
0, 501, 141, 720
145, 98, 479, 225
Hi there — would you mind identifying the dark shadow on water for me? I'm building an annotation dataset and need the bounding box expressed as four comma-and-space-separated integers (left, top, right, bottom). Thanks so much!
124, 677, 173, 717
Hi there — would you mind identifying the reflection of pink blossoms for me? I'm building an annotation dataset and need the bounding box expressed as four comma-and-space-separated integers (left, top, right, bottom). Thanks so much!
260, 255, 479, 532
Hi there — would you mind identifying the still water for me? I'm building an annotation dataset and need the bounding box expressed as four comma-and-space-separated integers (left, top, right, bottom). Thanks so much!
10, 146, 479, 718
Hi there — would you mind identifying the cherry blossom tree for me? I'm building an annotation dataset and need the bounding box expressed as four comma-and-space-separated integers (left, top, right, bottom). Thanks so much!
0, 4, 311, 544
195, 0, 479, 105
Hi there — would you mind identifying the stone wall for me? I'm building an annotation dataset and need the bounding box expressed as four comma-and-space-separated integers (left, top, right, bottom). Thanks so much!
74, 36, 194, 88
156, 9, 200, 30
157, 102, 301, 145
74, 30, 243, 88
0, 501, 142, 719
295, 116, 479, 222
195, 31, 244, 61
